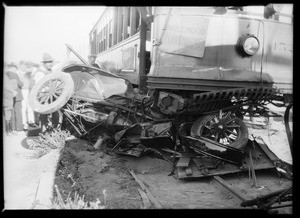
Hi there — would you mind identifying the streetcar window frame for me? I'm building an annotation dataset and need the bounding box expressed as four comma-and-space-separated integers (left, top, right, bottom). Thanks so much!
90, 7, 142, 54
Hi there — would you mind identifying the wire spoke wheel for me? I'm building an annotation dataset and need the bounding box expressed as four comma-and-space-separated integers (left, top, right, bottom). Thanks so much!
191, 110, 248, 150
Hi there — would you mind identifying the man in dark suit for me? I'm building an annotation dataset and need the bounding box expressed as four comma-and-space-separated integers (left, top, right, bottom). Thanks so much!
6, 63, 24, 132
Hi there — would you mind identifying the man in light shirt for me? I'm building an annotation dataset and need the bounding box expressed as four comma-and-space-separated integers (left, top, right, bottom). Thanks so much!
17, 61, 28, 129
29, 63, 40, 125
34, 53, 62, 132
18, 61, 36, 129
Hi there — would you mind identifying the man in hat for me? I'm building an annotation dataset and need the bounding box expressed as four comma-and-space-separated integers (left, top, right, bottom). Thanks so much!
88, 54, 100, 68
34, 53, 62, 132
34, 53, 53, 82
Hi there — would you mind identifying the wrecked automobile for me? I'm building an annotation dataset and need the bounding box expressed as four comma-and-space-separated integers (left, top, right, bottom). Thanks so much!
29, 62, 164, 136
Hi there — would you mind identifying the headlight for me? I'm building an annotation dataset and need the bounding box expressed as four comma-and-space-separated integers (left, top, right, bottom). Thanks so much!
237, 35, 260, 56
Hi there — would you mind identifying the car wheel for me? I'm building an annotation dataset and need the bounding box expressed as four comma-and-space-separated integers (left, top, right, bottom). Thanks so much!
29, 72, 74, 114
190, 111, 248, 150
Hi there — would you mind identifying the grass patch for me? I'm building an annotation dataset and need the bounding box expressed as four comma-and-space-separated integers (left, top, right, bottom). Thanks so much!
27, 129, 70, 158
51, 185, 107, 209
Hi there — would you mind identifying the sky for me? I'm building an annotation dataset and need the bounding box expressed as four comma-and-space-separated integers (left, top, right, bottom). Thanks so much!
4, 6, 106, 64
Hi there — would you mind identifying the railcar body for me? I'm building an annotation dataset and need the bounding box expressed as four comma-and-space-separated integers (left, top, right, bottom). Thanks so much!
90, 6, 292, 96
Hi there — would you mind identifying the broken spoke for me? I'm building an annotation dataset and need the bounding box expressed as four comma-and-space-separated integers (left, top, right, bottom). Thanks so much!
224, 111, 231, 120
224, 132, 232, 143
225, 118, 236, 124
215, 132, 219, 142
214, 116, 219, 124
225, 129, 237, 135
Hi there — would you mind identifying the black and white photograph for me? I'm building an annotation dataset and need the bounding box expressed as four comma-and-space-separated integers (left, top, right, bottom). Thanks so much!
3, 4, 293, 212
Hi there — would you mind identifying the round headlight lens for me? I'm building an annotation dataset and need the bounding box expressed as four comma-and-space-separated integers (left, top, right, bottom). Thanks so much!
242, 36, 260, 56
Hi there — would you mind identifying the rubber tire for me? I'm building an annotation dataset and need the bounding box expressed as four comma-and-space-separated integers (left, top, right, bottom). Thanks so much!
190, 113, 249, 150
29, 72, 74, 114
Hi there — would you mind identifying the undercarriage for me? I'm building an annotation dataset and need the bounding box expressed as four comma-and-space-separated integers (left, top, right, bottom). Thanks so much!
60, 86, 288, 150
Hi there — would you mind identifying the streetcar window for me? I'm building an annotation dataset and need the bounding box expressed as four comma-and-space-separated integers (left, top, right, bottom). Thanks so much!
90, 7, 146, 54
109, 20, 112, 48
127, 7, 131, 37
104, 25, 107, 51
91, 30, 97, 55
99, 33, 101, 53
123, 7, 130, 40
118, 7, 123, 43
99, 30, 102, 53
135, 10, 140, 34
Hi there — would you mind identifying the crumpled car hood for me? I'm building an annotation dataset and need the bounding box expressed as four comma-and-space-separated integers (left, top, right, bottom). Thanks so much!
62, 64, 136, 100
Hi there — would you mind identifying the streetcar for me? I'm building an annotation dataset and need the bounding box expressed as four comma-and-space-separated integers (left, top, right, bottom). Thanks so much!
87, 5, 293, 149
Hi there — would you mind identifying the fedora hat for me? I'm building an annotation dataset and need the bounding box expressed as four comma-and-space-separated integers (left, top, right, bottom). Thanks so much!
42, 53, 53, 62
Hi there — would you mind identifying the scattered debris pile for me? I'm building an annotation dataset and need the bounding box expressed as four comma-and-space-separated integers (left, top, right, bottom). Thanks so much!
241, 186, 292, 212
26, 129, 70, 158
88, 118, 292, 182
47, 105, 292, 211
49, 115, 292, 211
112, 120, 175, 159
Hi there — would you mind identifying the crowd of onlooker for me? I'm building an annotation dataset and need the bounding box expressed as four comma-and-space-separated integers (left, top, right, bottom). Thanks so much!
4, 52, 99, 136
4, 61, 37, 135
3, 53, 61, 136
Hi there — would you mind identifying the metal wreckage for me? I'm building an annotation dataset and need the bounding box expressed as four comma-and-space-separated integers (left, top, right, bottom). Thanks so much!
28, 44, 292, 211
29, 5, 293, 210
29, 44, 292, 170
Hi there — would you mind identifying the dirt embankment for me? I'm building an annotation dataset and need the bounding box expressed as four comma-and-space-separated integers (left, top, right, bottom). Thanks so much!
54, 139, 143, 209
53, 136, 292, 210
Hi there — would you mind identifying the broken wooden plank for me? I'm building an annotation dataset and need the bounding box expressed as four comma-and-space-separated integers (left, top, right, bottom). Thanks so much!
177, 167, 188, 179
137, 188, 151, 209
176, 157, 190, 168
129, 170, 162, 209
161, 148, 182, 156
254, 137, 279, 163
212, 176, 250, 202
249, 150, 258, 188
185, 166, 193, 176
93, 137, 104, 149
